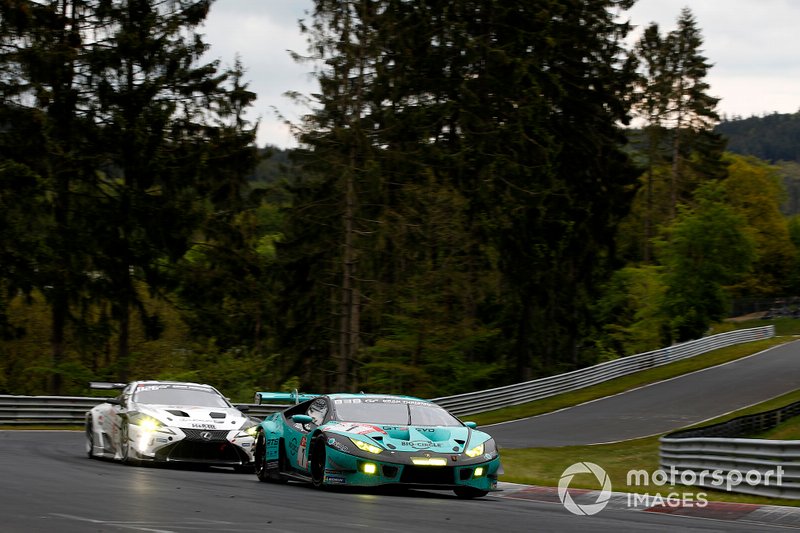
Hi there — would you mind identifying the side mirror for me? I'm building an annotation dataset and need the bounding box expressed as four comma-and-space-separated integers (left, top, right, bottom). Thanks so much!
107, 398, 121, 406
291, 414, 314, 424
464, 421, 477, 429
235, 405, 250, 412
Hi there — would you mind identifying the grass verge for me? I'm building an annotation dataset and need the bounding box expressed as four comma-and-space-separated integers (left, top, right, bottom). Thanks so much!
497, 379, 800, 507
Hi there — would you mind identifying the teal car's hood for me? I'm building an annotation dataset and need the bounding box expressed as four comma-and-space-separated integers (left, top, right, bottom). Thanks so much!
322, 422, 486, 453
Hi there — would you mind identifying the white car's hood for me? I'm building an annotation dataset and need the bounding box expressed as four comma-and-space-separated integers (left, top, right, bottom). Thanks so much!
136, 404, 248, 430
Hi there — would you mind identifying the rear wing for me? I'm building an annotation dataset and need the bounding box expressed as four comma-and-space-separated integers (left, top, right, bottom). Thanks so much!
254, 390, 320, 405
89, 381, 127, 390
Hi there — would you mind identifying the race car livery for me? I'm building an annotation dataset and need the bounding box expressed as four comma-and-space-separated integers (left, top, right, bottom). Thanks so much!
252, 392, 502, 498
85, 380, 257, 470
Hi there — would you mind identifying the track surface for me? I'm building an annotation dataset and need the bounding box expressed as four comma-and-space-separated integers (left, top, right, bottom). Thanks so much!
487, 340, 800, 448
0, 431, 791, 532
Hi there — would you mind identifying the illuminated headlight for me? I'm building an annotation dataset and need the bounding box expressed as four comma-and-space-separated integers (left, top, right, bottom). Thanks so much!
349, 437, 382, 454
130, 415, 171, 434
464, 442, 485, 458
362, 462, 377, 474
474, 467, 485, 477
237, 419, 259, 438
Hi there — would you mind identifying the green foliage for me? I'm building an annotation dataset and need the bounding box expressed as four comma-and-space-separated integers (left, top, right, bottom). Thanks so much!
593, 265, 667, 358
2, 2, 799, 401
658, 182, 755, 341
723, 154, 797, 296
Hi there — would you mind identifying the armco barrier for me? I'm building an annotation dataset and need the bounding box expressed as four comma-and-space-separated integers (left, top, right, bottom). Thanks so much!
660, 399, 800, 499
0, 325, 776, 425
433, 325, 775, 416
0, 395, 281, 426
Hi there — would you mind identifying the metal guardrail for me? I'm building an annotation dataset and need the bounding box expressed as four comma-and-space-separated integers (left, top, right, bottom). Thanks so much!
0, 325, 776, 425
0, 395, 283, 426
433, 326, 775, 416
660, 399, 800, 499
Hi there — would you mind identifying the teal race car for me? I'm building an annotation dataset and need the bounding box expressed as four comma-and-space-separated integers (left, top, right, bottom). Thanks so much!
252, 392, 502, 498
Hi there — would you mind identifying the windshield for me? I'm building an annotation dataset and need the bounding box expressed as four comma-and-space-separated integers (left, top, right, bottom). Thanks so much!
332, 398, 462, 426
132, 384, 230, 408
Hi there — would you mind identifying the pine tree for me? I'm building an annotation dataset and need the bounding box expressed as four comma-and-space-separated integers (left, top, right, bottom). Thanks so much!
661, 8, 721, 212
86, 0, 257, 380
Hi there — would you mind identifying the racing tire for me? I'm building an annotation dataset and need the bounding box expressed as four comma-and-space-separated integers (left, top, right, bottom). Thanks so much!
254, 430, 270, 482
255, 430, 288, 483
85, 419, 95, 459
120, 423, 140, 466
453, 487, 489, 499
310, 435, 327, 489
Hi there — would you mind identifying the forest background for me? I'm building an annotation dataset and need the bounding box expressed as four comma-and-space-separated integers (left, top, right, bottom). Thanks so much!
2, 0, 800, 402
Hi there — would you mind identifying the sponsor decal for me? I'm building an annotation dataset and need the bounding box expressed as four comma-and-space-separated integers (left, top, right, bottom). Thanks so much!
191, 423, 216, 430
401, 440, 443, 449
288, 438, 299, 456
297, 436, 308, 469
327, 439, 349, 453
325, 475, 346, 484
326, 423, 386, 435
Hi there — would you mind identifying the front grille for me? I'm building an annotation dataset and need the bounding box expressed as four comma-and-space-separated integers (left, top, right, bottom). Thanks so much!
400, 465, 455, 485
181, 429, 229, 442
156, 440, 248, 464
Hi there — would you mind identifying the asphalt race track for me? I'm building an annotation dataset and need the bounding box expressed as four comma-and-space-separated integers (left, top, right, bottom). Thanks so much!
0, 431, 792, 532
487, 340, 800, 448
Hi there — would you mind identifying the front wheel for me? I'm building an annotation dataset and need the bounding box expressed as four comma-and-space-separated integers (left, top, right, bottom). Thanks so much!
254, 430, 270, 482
85, 419, 95, 459
120, 423, 139, 466
310, 435, 327, 489
454, 487, 489, 499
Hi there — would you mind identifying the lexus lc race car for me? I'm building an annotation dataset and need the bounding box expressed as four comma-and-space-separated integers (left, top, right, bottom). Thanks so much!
252, 392, 502, 498
85, 381, 258, 470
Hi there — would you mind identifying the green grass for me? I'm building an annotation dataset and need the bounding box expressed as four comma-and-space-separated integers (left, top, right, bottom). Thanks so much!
497, 379, 800, 507
751, 414, 800, 440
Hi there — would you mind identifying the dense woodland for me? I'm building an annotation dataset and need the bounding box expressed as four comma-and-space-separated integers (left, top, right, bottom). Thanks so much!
1, 1, 799, 402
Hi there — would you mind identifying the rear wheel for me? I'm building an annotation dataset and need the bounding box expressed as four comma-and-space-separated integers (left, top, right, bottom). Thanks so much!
310, 435, 327, 489
454, 487, 489, 499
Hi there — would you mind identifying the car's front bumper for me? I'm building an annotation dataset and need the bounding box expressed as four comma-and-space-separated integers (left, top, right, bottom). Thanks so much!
322, 446, 501, 491
128, 426, 255, 466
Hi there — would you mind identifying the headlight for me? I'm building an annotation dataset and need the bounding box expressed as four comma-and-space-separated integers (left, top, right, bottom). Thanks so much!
129, 414, 172, 434
464, 442, 485, 458
237, 419, 259, 438
349, 437, 382, 454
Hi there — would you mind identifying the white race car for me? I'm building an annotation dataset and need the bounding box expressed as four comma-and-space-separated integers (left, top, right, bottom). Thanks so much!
85, 380, 258, 471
